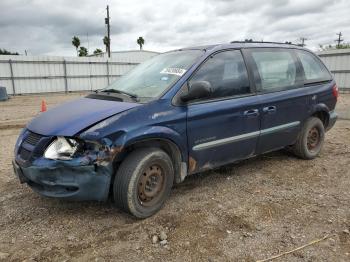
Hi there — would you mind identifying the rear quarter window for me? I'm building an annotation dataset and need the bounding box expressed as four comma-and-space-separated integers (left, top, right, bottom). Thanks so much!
296, 50, 332, 84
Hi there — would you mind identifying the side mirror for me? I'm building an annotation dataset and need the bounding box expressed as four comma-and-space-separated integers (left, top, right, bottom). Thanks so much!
180, 81, 212, 102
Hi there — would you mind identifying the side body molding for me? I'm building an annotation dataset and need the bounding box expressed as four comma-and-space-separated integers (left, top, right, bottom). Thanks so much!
193, 121, 301, 151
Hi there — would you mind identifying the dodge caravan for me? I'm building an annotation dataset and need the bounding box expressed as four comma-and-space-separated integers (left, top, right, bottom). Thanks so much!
13, 42, 338, 218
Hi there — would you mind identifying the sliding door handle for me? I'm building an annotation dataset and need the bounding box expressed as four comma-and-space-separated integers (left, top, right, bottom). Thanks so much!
263, 106, 277, 114
244, 109, 259, 117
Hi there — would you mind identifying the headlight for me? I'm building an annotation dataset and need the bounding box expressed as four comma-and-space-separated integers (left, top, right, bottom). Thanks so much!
44, 137, 79, 160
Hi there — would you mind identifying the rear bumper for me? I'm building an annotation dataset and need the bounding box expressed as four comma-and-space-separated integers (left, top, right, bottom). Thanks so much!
12, 159, 112, 201
326, 110, 338, 131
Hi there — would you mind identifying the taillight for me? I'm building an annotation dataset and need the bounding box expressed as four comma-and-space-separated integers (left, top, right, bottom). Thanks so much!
332, 84, 339, 101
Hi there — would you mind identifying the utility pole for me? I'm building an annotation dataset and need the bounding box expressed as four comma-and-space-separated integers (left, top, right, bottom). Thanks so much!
335, 32, 343, 48
86, 32, 90, 53
105, 5, 111, 58
299, 37, 307, 47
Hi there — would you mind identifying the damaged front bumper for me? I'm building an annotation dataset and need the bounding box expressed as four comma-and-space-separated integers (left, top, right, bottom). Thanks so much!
13, 128, 122, 201
13, 155, 113, 202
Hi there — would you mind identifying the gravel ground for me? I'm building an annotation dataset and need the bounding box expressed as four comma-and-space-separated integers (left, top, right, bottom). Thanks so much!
0, 93, 349, 261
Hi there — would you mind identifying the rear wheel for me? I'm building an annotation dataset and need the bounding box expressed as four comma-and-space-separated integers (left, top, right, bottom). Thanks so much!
113, 148, 174, 218
292, 117, 325, 159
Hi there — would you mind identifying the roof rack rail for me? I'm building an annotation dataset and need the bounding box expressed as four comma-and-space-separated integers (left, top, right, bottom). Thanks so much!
230, 41, 301, 47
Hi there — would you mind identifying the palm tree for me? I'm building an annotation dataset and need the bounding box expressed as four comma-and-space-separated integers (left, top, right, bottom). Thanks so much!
93, 48, 103, 55
137, 37, 145, 50
103, 36, 110, 53
78, 46, 88, 57
72, 36, 80, 56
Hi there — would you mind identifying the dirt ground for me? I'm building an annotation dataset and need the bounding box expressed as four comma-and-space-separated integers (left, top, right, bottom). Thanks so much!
0, 93, 349, 262
0, 92, 86, 122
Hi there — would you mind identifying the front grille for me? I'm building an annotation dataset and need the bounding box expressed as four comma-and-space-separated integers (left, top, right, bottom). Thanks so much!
19, 147, 31, 160
17, 131, 47, 162
24, 132, 42, 146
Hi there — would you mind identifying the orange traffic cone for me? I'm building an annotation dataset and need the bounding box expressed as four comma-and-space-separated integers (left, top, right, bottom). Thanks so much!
40, 100, 47, 112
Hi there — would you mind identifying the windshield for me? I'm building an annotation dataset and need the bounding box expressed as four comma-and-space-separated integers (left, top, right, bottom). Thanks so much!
102, 50, 203, 101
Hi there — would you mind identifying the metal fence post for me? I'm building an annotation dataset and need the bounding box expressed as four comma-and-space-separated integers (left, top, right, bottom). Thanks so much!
9, 59, 16, 95
89, 61, 93, 91
106, 60, 110, 85
63, 59, 68, 93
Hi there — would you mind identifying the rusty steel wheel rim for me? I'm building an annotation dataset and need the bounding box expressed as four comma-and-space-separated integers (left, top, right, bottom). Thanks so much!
138, 164, 165, 206
307, 127, 320, 151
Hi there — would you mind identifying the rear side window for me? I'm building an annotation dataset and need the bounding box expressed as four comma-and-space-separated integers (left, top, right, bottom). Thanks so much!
189, 50, 250, 100
296, 50, 332, 84
250, 49, 297, 92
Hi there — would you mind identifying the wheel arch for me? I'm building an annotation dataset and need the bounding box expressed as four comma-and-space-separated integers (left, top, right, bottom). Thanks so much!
310, 103, 330, 129
312, 110, 329, 128
112, 134, 187, 185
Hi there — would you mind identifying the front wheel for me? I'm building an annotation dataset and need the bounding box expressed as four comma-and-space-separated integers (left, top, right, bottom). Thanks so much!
291, 117, 325, 160
113, 148, 174, 218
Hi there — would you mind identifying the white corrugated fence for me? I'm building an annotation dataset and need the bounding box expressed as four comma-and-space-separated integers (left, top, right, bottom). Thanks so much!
317, 49, 350, 91
0, 53, 156, 95
1, 49, 349, 95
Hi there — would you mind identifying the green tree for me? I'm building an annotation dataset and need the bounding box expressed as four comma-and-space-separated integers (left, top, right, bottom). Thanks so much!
319, 44, 333, 51
78, 46, 88, 57
103, 36, 110, 53
336, 43, 350, 49
0, 49, 19, 55
319, 43, 350, 50
93, 48, 103, 55
137, 36, 145, 50
72, 36, 81, 56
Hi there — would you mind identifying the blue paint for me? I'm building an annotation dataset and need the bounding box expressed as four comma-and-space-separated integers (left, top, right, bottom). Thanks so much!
27, 97, 139, 136
13, 42, 338, 201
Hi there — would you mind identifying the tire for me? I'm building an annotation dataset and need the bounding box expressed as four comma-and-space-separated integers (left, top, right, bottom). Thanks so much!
113, 148, 174, 218
292, 117, 325, 160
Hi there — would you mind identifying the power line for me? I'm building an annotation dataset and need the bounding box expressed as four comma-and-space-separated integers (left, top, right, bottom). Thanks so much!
335, 32, 344, 48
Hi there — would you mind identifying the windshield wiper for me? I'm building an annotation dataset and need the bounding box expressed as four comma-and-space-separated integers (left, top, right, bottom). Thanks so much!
97, 89, 139, 101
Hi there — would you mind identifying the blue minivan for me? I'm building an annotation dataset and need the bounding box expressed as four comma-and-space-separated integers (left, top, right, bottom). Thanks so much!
13, 42, 338, 218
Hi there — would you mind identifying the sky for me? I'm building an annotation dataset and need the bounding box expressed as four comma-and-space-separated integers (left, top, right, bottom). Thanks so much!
0, 0, 349, 56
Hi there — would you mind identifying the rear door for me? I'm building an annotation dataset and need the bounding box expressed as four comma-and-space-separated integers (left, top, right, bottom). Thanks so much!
186, 50, 260, 173
244, 48, 309, 154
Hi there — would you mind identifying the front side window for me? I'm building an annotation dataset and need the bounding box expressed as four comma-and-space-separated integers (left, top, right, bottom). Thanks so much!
296, 50, 332, 84
103, 50, 203, 101
189, 50, 250, 100
250, 49, 297, 92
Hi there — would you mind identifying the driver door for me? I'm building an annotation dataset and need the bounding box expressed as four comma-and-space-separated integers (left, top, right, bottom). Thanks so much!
186, 50, 261, 173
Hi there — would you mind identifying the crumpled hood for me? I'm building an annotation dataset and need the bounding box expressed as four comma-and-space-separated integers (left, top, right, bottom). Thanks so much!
27, 97, 140, 136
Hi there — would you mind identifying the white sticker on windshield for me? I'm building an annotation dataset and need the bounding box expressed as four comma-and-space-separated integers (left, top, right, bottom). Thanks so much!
160, 67, 186, 76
